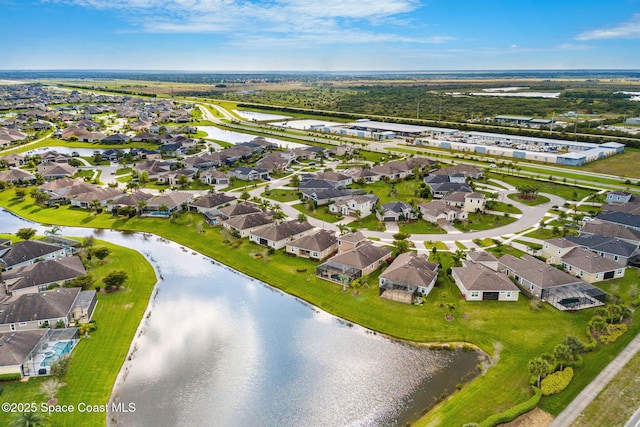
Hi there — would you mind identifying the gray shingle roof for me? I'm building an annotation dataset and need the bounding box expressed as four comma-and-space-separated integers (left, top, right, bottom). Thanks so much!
325, 242, 391, 270
380, 252, 438, 288
0, 241, 64, 269
3, 256, 86, 292
0, 330, 47, 367
453, 261, 519, 292
287, 229, 337, 252
561, 247, 625, 273
0, 287, 81, 324
250, 220, 314, 242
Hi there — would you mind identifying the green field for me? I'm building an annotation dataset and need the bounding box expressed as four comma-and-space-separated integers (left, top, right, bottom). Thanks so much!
580, 147, 640, 179
452, 212, 518, 232
507, 193, 552, 206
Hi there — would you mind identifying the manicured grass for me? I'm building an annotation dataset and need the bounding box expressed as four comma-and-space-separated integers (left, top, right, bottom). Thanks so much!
115, 167, 132, 176
262, 189, 300, 202
525, 227, 557, 240
488, 172, 598, 201
580, 147, 640, 179
485, 201, 522, 214
348, 179, 429, 205
398, 219, 446, 235
473, 237, 501, 247
291, 203, 341, 223
455, 241, 467, 250
2, 189, 639, 427
507, 193, 551, 206
424, 240, 448, 251
0, 239, 156, 427
514, 240, 543, 250
452, 212, 518, 232
486, 244, 527, 259
1, 138, 159, 156
347, 214, 385, 231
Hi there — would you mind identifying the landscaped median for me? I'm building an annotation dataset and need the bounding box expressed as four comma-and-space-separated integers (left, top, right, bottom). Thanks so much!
0, 238, 157, 427
0, 188, 638, 426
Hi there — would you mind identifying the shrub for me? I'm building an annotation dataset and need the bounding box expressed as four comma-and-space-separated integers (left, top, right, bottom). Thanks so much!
541, 367, 573, 396
600, 323, 628, 344
50, 354, 71, 377
632, 295, 640, 307
0, 373, 22, 382
478, 386, 542, 427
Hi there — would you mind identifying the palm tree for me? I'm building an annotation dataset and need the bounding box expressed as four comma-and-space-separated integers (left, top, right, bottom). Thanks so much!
353, 209, 362, 221
9, 412, 50, 427
159, 203, 169, 213
89, 199, 102, 214
553, 343, 573, 370
45, 226, 61, 237
528, 357, 550, 388
392, 239, 410, 257
337, 224, 350, 235
40, 378, 62, 402
136, 200, 147, 215
297, 213, 307, 222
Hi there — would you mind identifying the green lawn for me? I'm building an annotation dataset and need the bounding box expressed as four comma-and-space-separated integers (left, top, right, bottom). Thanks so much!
452, 212, 518, 232
473, 237, 501, 247
262, 189, 300, 202
1, 188, 640, 427
1, 138, 160, 156
292, 203, 341, 223
424, 240, 449, 251
455, 241, 467, 250
0, 239, 156, 427
507, 193, 552, 206
486, 201, 522, 214
347, 214, 385, 231
525, 227, 557, 240
514, 239, 543, 251
115, 167, 131, 176
348, 179, 429, 205
488, 173, 597, 201
398, 219, 446, 235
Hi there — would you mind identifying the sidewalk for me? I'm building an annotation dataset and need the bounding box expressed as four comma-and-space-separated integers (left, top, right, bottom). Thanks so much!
550, 332, 640, 427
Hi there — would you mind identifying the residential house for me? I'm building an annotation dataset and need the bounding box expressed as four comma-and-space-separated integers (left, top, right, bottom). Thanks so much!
39, 178, 97, 203
69, 187, 126, 209
564, 234, 639, 266
424, 175, 473, 198
2, 256, 86, 297
370, 161, 411, 180
256, 152, 293, 172
467, 251, 500, 271
498, 254, 606, 310
0, 329, 48, 377
376, 201, 416, 222
249, 220, 314, 250
418, 200, 468, 225
200, 170, 230, 185
313, 171, 353, 188
0, 153, 25, 167
445, 192, 486, 212
286, 229, 338, 261
188, 193, 237, 214
542, 238, 581, 264
379, 252, 438, 304
101, 133, 130, 144
337, 232, 367, 253
316, 242, 392, 285
329, 194, 378, 217
0, 169, 36, 185
145, 191, 195, 214
0, 240, 69, 271
595, 211, 640, 231
560, 247, 625, 283
217, 202, 262, 220
222, 212, 274, 238
343, 167, 382, 183
0, 288, 96, 332
300, 188, 354, 206
452, 259, 520, 301
607, 190, 633, 205
100, 149, 125, 162
431, 164, 483, 179
106, 191, 154, 213
231, 167, 270, 181
299, 179, 339, 191
157, 169, 197, 186
184, 153, 220, 170
36, 163, 77, 181
580, 220, 640, 246
39, 151, 71, 164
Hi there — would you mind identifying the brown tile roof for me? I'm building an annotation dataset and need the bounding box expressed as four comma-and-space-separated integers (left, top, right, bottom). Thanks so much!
380, 252, 438, 288
0, 240, 64, 269
190, 193, 236, 209
0, 330, 47, 367
326, 242, 391, 270
498, 254, 583, 289
561, 247, 625, 273
287, 229, 337, 252
223, 212, 274, 231
0, 287, 81, 324
251, 220, 314, 242
453, 261, 519, 292
218, 202, 261, 218
3, 256, 86, 292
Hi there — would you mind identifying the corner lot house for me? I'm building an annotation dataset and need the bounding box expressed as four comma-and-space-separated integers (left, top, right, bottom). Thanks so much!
452, 260, 519, 301
379, 252, 438, 304
222, 212, 274, 238
418, 200, 468, 225
2, 256, 86, 296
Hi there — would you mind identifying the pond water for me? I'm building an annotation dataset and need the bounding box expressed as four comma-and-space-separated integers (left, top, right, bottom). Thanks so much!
232, 110, 292, 121
270, 119, 346, 130
197, 126, 308, 149
0, 210, 481, 427
25, 146, 106, 157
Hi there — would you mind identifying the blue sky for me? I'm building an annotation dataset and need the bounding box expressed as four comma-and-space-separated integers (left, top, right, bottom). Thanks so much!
2, 0, 640, 70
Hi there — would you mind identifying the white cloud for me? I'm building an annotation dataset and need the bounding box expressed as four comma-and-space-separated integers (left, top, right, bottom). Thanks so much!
46, 0, 452, 46
576, 13, 640, 40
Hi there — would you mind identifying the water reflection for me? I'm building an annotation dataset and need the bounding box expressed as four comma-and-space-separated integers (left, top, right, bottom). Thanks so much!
0, 210, 480, 427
